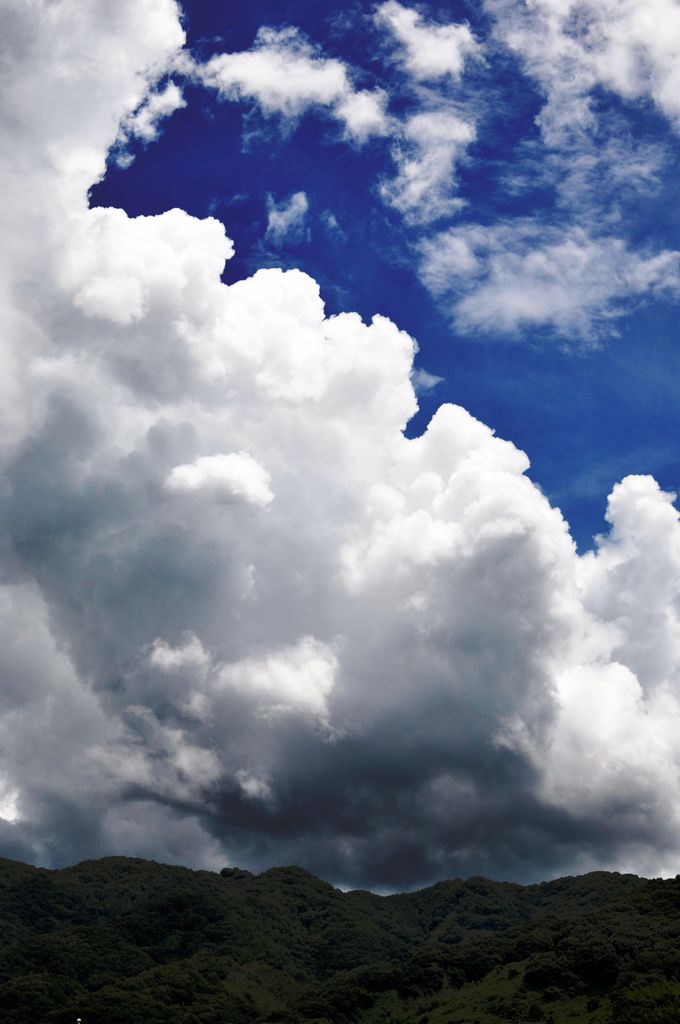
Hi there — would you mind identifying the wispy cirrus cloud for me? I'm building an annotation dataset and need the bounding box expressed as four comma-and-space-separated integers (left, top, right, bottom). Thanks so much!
420, 223, 680, 340
264, 190, 310, 246
486, 0, 680, 147
380, 109, 475, 224
395, 0, 680, 342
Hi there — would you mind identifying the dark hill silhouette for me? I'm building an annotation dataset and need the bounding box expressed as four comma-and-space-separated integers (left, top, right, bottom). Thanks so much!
0, 855, 679, 1023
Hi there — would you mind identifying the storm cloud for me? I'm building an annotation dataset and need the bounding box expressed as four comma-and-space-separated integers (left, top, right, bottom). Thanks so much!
1, 0, 680, 890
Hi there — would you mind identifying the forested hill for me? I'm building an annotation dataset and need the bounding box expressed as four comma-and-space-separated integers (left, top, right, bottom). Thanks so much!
1, 856, 680, 1024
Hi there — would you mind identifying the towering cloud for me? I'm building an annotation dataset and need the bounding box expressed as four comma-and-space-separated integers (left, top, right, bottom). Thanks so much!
1, 0, 680, 888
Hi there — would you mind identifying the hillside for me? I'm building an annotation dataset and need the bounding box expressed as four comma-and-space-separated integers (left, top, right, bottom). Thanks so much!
1, 856, 679, 1023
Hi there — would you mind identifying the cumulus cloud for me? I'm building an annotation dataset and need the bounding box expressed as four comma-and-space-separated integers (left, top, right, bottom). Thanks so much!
4, 0, 680, 891
218, 636, 338, 725
63, 205, 233, 327
165, 452, 274, 507
419, 222, 680, 340
264, 191, 309, 246
375, 0, 480, 82
199, 26, 389, 142
499, 475, 680, 875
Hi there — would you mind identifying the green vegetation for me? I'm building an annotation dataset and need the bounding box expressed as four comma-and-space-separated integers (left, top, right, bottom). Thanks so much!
1, 856, 680, 1023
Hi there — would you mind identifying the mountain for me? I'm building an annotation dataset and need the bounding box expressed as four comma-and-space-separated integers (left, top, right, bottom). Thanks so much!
0, 856, 679, 1023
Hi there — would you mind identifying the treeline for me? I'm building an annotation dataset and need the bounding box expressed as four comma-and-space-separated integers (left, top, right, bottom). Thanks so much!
1, 856, 680, 1023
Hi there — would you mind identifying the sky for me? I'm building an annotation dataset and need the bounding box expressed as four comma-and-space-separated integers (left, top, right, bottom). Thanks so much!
2, 0, 680, 890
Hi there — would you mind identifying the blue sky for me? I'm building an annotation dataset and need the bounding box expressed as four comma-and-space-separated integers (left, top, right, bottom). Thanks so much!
5, 0, 680, 888
93, 0, 680, 552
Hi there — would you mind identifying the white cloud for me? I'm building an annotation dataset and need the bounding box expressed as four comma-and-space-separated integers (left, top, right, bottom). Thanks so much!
165, 452, 274, 507
411, 367, 443, 394
500, 475, 680, 849
236, 769, 273, 801
427, 0, 680, 342
0, 786, 20, 825
265, 191, 309, 245
419, 223, 680, 339
334, 88, 390, 143
321, 210, 347, 242
62, 206, 233, 327
218, 636, 338, 724
578, 475, 680, 692
150, 634, 211, 672
370, 4, 480, 225
199, 26, 389, 142
200, 26, 344, 115
375, 0, 480, 82
121, 81, 186, 144
4, 0, 680, 887
195, 12, 478, 225
381, 109, 475, 223
487, 0, 680, 145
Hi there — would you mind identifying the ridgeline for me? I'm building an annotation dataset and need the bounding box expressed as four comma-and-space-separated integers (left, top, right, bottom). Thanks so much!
1, 855, 679, 1023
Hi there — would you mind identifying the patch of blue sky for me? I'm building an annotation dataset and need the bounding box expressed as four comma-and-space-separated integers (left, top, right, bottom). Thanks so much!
91, 0, 680, 552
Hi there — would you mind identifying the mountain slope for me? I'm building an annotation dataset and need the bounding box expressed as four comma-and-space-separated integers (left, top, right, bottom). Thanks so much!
0, 856, 679, 1023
